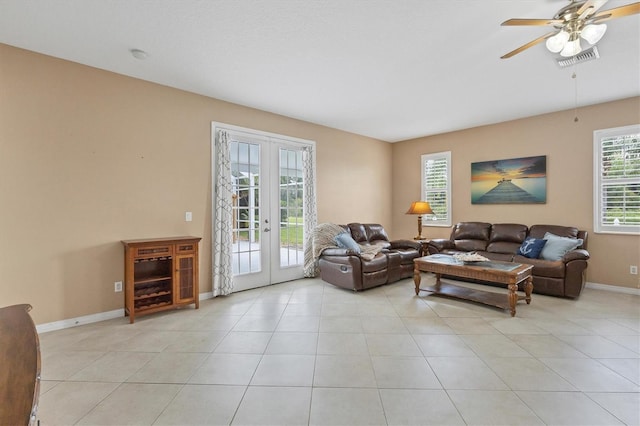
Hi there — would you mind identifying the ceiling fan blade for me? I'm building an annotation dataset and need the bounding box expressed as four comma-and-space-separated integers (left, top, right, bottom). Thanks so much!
500, 32, 557, 59
592, 1, 640, 21
501, 18, 563, 26
577, 0, 609, 19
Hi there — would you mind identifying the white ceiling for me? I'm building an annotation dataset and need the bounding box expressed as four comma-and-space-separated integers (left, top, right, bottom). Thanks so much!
1, 0, 638, 142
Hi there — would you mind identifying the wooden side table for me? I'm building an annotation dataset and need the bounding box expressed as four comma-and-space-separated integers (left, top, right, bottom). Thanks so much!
414, 239, 431, 256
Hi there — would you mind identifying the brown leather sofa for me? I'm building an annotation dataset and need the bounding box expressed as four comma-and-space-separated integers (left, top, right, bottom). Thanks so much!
427, 222, 590, 298
318, 223, 422, 291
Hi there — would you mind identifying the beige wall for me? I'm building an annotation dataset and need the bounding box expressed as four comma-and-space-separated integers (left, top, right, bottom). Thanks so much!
391, 97, 640, 291
0, 44, 392, 324
2, 43, 638, 325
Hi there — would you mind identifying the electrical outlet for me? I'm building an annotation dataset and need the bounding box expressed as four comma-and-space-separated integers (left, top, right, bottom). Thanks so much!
185, 211, 192, 222
114, 281, 123, 292
631, 266, 638, 275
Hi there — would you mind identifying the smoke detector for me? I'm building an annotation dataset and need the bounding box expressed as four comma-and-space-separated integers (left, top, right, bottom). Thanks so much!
130, 49, 149, 60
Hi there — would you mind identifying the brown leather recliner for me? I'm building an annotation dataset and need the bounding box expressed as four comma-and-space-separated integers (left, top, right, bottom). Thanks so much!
318, 223, 421, 291
427, 222, 590, 298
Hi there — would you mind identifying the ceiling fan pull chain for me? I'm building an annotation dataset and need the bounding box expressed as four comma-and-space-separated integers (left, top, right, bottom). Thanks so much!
572, 64, 579, 122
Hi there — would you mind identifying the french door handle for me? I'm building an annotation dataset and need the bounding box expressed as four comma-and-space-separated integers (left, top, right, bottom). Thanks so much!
264, 228, 271, 232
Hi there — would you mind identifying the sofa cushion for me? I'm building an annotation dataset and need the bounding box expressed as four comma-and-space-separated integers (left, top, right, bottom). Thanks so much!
455, 239, 489, 252
365, 224, 390, 244
481, 252, 514, 262
390, 248, 420, 264
513, 255, 565, 278
348, 223, 369, 243
452, 222, 491, 241
361, 253, 387, 273
486, 241, 522, 254
540, 232, 583, 261
490, 224, 528, 243
529, 224, 579, 240
335, 232, 361, 253
485, 224, 526, 254
517, 237, 547, 259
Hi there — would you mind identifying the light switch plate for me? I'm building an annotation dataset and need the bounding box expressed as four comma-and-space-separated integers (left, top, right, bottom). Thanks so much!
185, 212, 192, 222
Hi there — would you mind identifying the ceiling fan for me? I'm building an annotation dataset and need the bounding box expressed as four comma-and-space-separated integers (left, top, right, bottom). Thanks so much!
501, 0, 640, 59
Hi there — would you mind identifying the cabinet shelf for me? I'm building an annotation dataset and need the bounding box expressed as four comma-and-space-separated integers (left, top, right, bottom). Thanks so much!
135, 300, 172, 311
133, 276, 172, 285
134, 290, 172, 301
122, 237, 201, 324
134, 256, 172, 263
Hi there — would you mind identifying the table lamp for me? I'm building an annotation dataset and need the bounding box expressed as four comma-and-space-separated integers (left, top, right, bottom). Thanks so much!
406, 201, 433, 240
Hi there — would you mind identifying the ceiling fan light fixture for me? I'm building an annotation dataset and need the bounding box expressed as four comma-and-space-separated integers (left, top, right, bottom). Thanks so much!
560, 34, 582, 57
581, 23, 607, 44
500, 0, 640, 59
546, 30, 570, 53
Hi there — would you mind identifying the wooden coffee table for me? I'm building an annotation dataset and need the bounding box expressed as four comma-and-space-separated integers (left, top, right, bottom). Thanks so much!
413, 254, 533, 316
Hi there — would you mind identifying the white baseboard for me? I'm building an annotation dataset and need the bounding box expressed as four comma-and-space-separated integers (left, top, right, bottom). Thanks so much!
199, 291, 214, 300
36, 309, 124, 334
585, 281, 640, 296
37, 292, 217, 334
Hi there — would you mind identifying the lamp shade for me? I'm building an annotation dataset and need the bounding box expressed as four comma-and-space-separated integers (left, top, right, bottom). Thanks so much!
546, 30, 570, 53
581, 23, 607, 45
560, 36, 582, 57
406, 201, 433, 215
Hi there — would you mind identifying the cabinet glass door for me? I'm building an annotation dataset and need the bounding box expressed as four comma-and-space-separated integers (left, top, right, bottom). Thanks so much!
175, 255, 195, 302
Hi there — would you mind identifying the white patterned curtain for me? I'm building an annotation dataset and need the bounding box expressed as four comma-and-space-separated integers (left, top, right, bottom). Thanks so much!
212, 129, 234, 295
302, 145, 318, 277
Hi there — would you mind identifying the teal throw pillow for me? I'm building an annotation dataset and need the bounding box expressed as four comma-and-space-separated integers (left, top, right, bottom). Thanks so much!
517, 237, 547, 259
335, 232, 361, 253
540, 232, 583, 261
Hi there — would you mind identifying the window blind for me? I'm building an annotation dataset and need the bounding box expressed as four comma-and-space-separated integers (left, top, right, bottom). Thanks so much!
422, 152, 451, 226
594, 125, 640, 234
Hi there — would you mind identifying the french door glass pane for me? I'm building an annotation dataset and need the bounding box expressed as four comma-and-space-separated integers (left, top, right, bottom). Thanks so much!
279, 148, 304, 267
231, 141, 261, 275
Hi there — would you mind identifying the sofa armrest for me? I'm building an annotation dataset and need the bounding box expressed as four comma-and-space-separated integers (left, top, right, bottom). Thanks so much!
562, 249, 590, 298
389, 239, 421, 251
321, 247, 358, 257
562, 249, 590, 262
428, 239, 455, 253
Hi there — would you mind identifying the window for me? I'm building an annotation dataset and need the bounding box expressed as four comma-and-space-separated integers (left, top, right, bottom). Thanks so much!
421, 151, 451, 227
593, 124, 640, 234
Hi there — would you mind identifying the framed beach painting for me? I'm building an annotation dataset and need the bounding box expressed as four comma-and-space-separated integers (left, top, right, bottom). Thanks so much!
471, 155, 547, 204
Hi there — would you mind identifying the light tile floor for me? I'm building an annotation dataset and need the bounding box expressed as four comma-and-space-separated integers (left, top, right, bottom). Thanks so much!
36, 276, 640, 425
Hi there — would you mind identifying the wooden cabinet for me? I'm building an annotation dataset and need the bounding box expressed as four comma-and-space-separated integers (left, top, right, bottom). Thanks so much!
122, 236, 201, 323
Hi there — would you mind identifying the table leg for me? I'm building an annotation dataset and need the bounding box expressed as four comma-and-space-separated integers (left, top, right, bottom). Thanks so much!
434, 273, 442, 290
524, 276, 533, 304
508, 283, 518, 317
413, 266, 421, 295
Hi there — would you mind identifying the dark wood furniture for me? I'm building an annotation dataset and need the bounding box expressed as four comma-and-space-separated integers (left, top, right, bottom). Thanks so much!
0, 304, 41, 425
122, 236, 201, 324
414, 239, 431, 256
413, 254, 533, 316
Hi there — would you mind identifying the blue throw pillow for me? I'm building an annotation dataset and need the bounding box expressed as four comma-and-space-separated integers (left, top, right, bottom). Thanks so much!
517, 237, 547, 259
539, 232, 583, 261
335, 232, 361, 253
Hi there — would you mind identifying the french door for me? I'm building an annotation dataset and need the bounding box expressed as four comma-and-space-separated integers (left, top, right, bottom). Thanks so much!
228, 132, 310, 291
